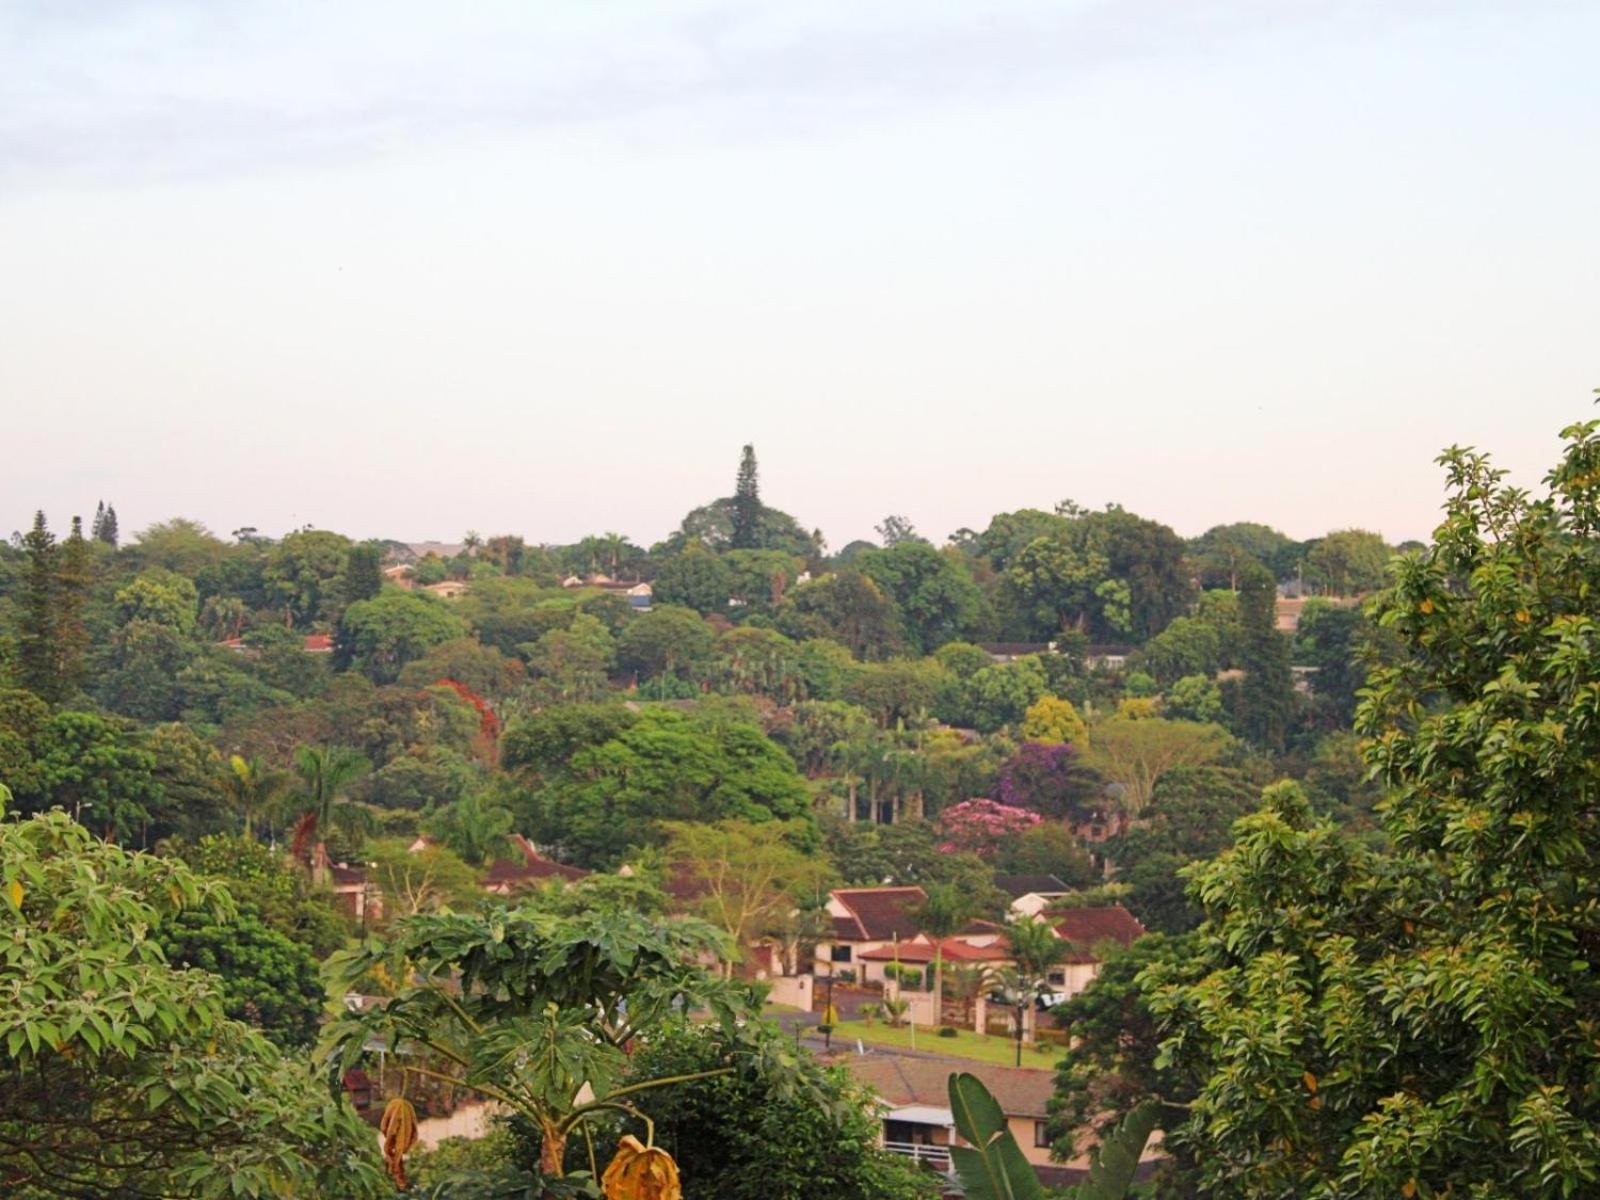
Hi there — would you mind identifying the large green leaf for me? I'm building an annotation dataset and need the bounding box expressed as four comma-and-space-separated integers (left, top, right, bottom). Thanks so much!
1071, 1099, 1159, 1200
947, 1071, 1048, 1200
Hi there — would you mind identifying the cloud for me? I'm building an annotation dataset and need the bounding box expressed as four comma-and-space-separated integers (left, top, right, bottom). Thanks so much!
0, 0, 1452, 186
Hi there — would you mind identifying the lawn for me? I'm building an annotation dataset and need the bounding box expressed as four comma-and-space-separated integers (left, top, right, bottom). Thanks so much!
828, 1020, 1063, 1068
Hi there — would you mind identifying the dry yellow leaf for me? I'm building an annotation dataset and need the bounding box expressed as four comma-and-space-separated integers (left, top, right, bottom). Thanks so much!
5, 878, 21, 909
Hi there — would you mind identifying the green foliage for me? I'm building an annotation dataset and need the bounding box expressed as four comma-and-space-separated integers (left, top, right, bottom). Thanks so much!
1154, 425, 1600, 1200
615, 604, 715, 681
523, 706, 813, 868
1234, 563, 1294, 751
336, 589, 468, 683
654, 543, 735, 614
857, 540, 984, 653
321, 900, 769, 1179
0, 808, 383, 1198
157, 903, 325, 1048
264, 528, 353, 626
11, 709, 161, 842
1304, 528, 1392, 595
777, 570, 904, 660
524, 612, 616, 701
424, 787, 515, 864
947, 1071, 1047, 1200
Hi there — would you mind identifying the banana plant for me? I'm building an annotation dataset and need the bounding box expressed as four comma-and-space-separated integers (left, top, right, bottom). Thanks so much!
947, 1072, 1158, 1200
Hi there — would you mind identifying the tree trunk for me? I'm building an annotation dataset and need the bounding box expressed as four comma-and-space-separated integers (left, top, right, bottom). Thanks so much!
539, 1120, 566, 1179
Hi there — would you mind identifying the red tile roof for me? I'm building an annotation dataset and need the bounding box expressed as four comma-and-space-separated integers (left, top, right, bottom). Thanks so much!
480, 835, 589, 890
303, 633, 334, 652
1050, 905, 1146, 950
830, 886, 927, 942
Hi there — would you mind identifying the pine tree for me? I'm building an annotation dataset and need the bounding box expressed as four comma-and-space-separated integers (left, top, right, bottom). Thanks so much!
1235, 563, 1293, 751
730, 444, 761, 550
91, 501, 106, 543
98, 504, 119, 547
55, 516, 93, 699
16, 512, 61, 703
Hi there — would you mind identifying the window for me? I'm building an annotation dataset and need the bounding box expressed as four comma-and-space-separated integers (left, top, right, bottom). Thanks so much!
1035, 1121, 1052, 1149
830, 944, 852, 963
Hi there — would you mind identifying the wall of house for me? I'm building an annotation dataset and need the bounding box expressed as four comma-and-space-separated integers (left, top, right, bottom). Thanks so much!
1007, 1115, 1055, 1166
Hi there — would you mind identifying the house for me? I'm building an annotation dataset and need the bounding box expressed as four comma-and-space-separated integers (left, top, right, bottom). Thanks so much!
977, 642, 1055, 663
854, 935, 1012, 988
423, 580, 470, 601
625, 581, 653, 610
478, 834, 589, 895
995, 874, 1073, 918
216, 632, 335, 655
1083, 644, 1134, 671
843, 1056, 1058, 1174
310, 845, 380, 923
383, 563, 416, 589
1044, 905, 1147, 998
814, 886, 927, 976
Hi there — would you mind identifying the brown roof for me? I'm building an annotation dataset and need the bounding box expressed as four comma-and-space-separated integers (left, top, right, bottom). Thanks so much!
994, 874, 1070, 899
843, 1056, 1056, 1119
857, 937, 1011, 964
830, 887, 927, 942
481, 835, 589, 889
1050, 905, 1146, 950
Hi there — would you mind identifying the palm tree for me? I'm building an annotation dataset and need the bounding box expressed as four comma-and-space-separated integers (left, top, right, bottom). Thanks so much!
424, 790, 513, 866
223, 754, 287, 841
1002, 915, 1069, 1048
916, 882, 977, 1025
945, 962, 999, 1029
288, 745, 370, 869
201, 595, 247, 642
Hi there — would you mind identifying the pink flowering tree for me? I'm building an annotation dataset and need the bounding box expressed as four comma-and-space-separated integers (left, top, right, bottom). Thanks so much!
936, 798, 1041, 857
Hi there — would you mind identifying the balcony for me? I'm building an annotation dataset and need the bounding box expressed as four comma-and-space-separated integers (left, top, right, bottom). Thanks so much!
882, 1140, 951, 1170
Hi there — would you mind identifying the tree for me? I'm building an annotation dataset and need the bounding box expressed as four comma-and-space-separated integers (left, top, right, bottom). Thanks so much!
914, 882, 977, 1018
1135, 616, 1223, 685
1083, 717, 1232, 817
423, 788, 515, 865
653, 543, 735, 614
1162, 674, 1223, 724
661, 819, 832, 975
321, 902, 765, 1181
874, 514, 926, 547
168, 833, 352, 958
524, 613, 615, 702
1151, 421, 1600, 1197
994, 740, 1102, 822
288, 744, 370, 865
336, 589, 467, 683
0, 806, 383, 1198
937, 798, 1041, 857
1000, 533, 1110, 640
857, 541, 983, 653
1234, 563, 1294, 751
366, 837, 482, 918
157, 904, 325, 1048
91, 499, 120, 547
1189, 522, 1300, 588
730, 444, 762, 550
615, 604, 715, 684
15, 512, 60, 703
1048, 933, 1204, 1192
1304, 528, 1391, 595
129, 517, 229, 576
20, 710, 162, 843
98, 570, 201, 722
523, 708, 813, 868
264, 529, 353, 626
1020, 694, 1088, 746
53, 516, 91, 700
995, 821, 1098, 888
342, 541, 385, 604
776, 571, 903, 660
1075, 507, 1195, 641
619, 1021, 937, 1200
959, 656, 1049, 733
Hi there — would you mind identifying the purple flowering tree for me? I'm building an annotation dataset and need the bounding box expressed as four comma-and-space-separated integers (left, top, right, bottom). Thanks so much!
994, 741, 1104, 823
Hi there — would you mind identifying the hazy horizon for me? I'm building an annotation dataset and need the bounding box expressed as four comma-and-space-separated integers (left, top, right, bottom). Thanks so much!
4, 1, 1597, 549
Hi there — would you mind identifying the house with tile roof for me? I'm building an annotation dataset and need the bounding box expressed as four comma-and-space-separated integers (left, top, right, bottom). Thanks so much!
843, 1056, 1059, 1175
814, 885, 927, 979
994, 873, 1073, 917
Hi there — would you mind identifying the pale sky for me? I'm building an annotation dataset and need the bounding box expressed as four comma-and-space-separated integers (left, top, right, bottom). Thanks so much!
3, 1, 1596, 550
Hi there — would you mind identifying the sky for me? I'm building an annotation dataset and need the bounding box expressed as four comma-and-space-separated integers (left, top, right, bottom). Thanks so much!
2, 0, 1597, 551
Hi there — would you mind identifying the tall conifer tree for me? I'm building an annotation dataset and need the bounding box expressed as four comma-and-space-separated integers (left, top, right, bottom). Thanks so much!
16, 512, 61, 702
55, 516, 93, 699
730, 443, 761, 550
